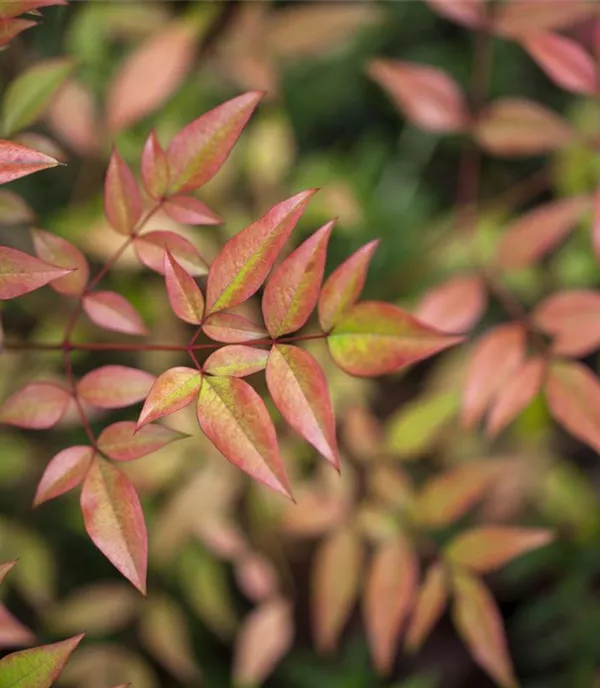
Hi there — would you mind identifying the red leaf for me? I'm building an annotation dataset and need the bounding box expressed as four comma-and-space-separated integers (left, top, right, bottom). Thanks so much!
78, 365, 155, 410
368, 60, 469, 133
461, 323, 526, 427
0, 19, 36, 48
163, 195, 221, 226
104, 148, 143, 235
533, 290, 600, 357
0, 560, 17, 585
206, 190, 316, 314
405, 562, 448, 653
0, 381, 71, 429
363, 534, 419, 674
164, 251, 205, 325
0, 246, 73, 299
545, 360, 600, 453
327, 301, 463, 377
496, 196, 590, 270
167, 91, 263, 193
81, 457, 147, 593
34, 446, 94, 506
425, 0, 485, 28
134, 230, 208, 276
494, 0, 596, 38
415, 274, 487, 333
204, 344, 268, 377
266, 344, 339, 469
137, 366, 201, 428
32, 228, 89, 296
452, 572, 517, 688
523, 32, 596, 94
203, 312, 267, 343
141, 130, 169, 199
196, 375, 292, 499
262, 221, 333, 337
475, 97, 574, 156
83, 291, 148, 336
0, 604, 35, 648
98, 421, 187, 462
0, 139, 60, 185
318, 240, 379, 332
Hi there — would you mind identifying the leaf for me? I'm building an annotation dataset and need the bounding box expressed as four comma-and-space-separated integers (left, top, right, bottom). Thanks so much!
368, 59, 469, 133
134, 230, 208, 276
104, 149, 143, 235
496, 195, 590, 270
107, 21, 197, 133
46, 78, 98, 157
97, 421, 187, 462
424, 0, 485, 28
204, 344, 268, 377
34, 446, 94, 506
1, 57, 74, 136
0, 190, 34, 224
0, 19, 36, 49
0, 246, 72, 299
262, 221, 333, 337
78, 365, 155, 410
32, 228, 89, 296
233, 598, 294, 687
83, 291, 148, 336
0, 382, 71, 429
164, 251, 205, 325
405, 562, 448, 653
81, 457, 147, 593
0, 1, 66, 20
318, 240, 379, 332
452, 572, 517, 688
0, 605, 35, 648
494, 0, 596, 37
415, 274, 487, 333
167, 91, 264, 193
137, 367, 201, 428
363, 533, 419, 675
203, 312, 267, 343
140, 130, 169, 199
522, 32, 596, 94
461, 323, 525, 427
0, 560, 17, 585
327, 301, 463, 377
163, 195, 221, 226
594, 185, 600, 262
197, 375, 292, 498
312, 527, 363, 653
0, 634, 84, 688
474, 97, 574, 156
266, 344, 339, 469
206, 190, 316, 314
545, 359, 600, 453
533, 290, 600, 357
445, 526, 554, 573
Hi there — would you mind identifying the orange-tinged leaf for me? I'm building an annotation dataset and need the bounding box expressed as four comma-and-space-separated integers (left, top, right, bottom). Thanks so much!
405, 562, 448, 653
0, 604, 35, 648
0, 381, 71, 429
0, 246, 73, 299
204, 344, 268, 377
0, 560, 17, 585
262, 221, 333, 337
34, 446, 94, 506
416, 274, 487, 333
364, 533, 419, 674
327, 301, 463, 377
312, 527, 363, 653
318, 240, 379, 332
368, 60, 469, 133
167, 91, 264, 193
137, 366, 201, 428
266, 344, 339, 469
0, 19, 36, 49
163, 195, 221, 226
445, 526, 554, 573
97, 421, 187, 462
78, 365, 155, 410
425, 0, 485, 28
452, 572, 517, 688
32, 228, 89, 296
461, 323, 525, 427
81, 457, 147, 593
83, 291, 148, 336
141, 130, 169, 199
206, 190, 316, 314
164, 251, 205, 325
494, 0, 596, 37
134, 230, 208, 276
104, 149, 142, 235
203, 312, 267, 343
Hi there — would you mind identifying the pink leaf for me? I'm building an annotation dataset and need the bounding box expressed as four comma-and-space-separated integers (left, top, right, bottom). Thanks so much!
83, 291, 148, 336
137, 366, 201, 428
415, 273, 487, 333
262, 221, 333, 337
0, 18, 36, 48
424, 0, 486, 28
204, 344, 269, 377
164, 251, 205, 325
134, 230, 208, 276
197, 375, 292, 499
266, 344, 339, 469
206, 190, 316, 314
141, 130, 169, 199
32, 228, 89, 296
78, 365, 155, 410
494, 0, 596, 38
34, 446, 94, 506
405, 562, 448, 653
104, 148, 143, 235
0, 604, 35, 648
368, 60, 469, 133
97, 421, 187, 461
163, 195, 222, 226
0, 139, 59, 184
81, 457, 147, 593
0, 381, 71, 428
46, 78, 99, 157
202, 312, 267, 343
318, 240, 379, 332
0, 246, 73, 300
167, 91, 264, 193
